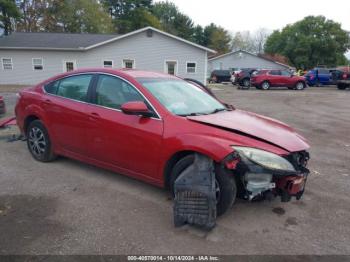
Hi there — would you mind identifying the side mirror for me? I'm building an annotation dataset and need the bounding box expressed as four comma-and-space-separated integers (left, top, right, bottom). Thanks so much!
121, 101, 153, 117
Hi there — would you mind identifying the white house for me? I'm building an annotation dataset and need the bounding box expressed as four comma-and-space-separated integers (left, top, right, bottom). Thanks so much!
0, 26, 216, 85
208, 50, 291, 74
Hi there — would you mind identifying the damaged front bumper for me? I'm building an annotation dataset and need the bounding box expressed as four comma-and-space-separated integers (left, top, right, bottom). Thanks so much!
224, 150, 310, 202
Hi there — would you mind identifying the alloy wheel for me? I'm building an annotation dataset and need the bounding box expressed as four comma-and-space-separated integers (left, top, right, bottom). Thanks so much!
296, 82, 304, 90
28, 127, 46, 157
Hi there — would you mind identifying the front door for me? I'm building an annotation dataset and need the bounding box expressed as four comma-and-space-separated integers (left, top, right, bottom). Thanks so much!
86, 74, 163, 181
166, 61, 177, 75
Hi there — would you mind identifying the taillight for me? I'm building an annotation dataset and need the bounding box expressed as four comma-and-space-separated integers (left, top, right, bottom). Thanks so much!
343, 74, 347, 79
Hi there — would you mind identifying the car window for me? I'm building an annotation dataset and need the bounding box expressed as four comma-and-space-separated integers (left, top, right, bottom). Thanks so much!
95, 75, 145, 110
280, 70, 291, 76
269, 70, 281, 75
318, 69, 329, 74
56, 74, 92, 102
44, 80, 60, 94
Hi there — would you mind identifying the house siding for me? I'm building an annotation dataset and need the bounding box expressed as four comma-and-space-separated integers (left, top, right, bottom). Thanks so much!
208, 51, 289, 74
0, 30, 207, 85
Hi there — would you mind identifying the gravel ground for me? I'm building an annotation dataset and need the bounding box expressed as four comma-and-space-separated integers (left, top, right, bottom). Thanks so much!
0, 84, 349, 255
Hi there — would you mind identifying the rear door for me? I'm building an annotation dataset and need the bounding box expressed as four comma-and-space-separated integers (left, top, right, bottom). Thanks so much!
85, 74, 164, 181
267, 70, 281, 86
42, 74, 94, 155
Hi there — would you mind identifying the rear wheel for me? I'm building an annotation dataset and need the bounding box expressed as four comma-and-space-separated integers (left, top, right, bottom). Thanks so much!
170, 155, 236, 216
261, 81, 270, 90
242, 78, 250, 89
295, 81, 305, 90
26, 120, 56, 162
337, 84, 346, 90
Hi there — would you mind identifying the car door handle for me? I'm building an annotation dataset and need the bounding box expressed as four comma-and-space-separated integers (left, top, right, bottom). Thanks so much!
43, 99, 52, 105
89, 112, 100, 120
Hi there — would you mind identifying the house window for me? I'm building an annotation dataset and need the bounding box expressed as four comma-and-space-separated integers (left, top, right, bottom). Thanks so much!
123, 59, 134, 69
103, 60, 113, 68
2, 58, 13, 70
33, 58, 43, 70
186, 62, 196, 73
64, 60, 76, 72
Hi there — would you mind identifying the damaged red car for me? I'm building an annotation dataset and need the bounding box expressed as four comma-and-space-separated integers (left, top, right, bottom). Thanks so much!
15, 69, 310, 216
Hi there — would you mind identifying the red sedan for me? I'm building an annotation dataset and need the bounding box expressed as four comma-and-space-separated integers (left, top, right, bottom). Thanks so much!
15, 69, 310, 215
251, 69, 307, 90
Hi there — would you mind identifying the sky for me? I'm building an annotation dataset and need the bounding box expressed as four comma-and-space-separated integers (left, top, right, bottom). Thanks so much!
158, 0, 350, 58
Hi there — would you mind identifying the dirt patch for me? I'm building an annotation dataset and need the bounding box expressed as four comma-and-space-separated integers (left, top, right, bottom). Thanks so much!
0, 195, 67, 254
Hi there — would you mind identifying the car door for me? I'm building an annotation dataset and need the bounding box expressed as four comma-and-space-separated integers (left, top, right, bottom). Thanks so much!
42, 74, 93, 156
280, 70, 293, 86
85, 74, 164, 180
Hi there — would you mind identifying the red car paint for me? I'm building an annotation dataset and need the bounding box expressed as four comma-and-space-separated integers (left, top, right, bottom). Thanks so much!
0, 116, 16, 128
251, 69, 306, 89
15, 68, 309, 189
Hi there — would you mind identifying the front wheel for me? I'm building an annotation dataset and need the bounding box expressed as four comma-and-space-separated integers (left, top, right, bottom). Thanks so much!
170, 155, 237, 216
337, 84, 346, 90
295, 81, 305, 90
26, 120, 57, 162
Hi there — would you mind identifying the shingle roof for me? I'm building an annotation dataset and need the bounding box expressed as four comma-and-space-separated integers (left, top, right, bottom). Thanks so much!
0, 27, 216, 54
0, 32, 119, 50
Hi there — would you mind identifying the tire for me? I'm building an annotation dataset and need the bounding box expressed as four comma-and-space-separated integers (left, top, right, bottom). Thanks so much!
337, 84, 346, 90
26, 120, 56, 162
170, 154, 237, 216
261, 81, 270, 90
295, 81, 305, 90
242, 78, 250, 89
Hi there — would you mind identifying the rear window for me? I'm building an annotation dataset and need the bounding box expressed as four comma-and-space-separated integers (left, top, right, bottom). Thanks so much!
212, 70, 231, 76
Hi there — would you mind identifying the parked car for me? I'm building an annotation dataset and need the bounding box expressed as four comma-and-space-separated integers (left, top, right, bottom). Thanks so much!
251, 69, 307, 90
335, 69, 350, 90
304, 68, 334, 86
231, 68, 258, 88
15, 69, 310, 216
210, 70, 232, 83
0, 96, 6, 115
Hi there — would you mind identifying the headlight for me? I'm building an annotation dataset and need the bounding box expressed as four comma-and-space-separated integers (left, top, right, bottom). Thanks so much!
232, 146, 295, 172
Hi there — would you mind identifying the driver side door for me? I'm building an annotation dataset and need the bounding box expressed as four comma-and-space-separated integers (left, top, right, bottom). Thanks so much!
85, 74, 164, 183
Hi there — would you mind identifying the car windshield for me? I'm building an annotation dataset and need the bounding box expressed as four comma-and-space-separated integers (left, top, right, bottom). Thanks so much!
137, 78, 226, 116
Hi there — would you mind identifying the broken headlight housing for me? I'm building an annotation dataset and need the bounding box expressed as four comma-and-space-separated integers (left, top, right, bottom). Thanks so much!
232, 146, 295, 172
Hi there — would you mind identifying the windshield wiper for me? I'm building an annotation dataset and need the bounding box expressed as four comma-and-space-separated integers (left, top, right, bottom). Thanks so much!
178, 112, 208, 117
209, 108, 227, 114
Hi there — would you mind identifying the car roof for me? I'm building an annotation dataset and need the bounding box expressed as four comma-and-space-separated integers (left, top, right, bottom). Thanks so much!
52, 68, 178, 80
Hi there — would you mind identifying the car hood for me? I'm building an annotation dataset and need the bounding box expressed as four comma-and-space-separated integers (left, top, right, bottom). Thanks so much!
187, 110, 309, 152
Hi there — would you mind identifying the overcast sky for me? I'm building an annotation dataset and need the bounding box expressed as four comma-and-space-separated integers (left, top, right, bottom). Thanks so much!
159, 0, 350, 57
160, 0, 350, 32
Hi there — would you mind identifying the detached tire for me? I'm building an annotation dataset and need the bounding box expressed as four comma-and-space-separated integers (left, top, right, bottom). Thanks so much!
26, 120, 56, 162
170, 154, 237, 216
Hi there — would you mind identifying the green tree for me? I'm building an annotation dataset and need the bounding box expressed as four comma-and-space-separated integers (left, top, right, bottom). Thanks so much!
264, 16, 350, 69
0, 0, 20, 35
152, 1, 194, 41
16, 0, 114, 33
103, 0, 160, 33
203, 23, 231, 54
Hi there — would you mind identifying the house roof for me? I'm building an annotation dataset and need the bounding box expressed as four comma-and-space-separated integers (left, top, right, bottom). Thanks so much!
0, 26, 216, 54
208, 50, 290, 68
0, 32, 119, 50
